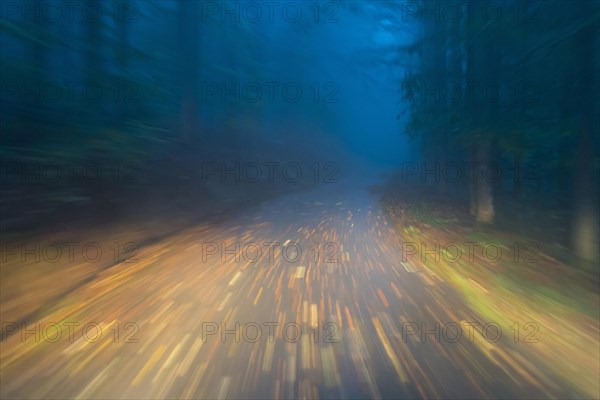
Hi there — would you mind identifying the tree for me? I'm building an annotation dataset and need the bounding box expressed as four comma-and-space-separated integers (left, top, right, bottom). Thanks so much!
571, 2, 599, 263
177, 1, 201, 143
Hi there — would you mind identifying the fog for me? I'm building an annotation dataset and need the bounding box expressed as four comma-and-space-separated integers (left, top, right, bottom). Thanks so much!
1, 1, 599, 399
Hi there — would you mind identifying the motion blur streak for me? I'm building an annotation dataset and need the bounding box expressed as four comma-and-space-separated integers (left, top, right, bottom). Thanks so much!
1, 1, 599, 399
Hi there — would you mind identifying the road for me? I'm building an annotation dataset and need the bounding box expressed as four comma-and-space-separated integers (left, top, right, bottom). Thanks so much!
0, 175, 583, 399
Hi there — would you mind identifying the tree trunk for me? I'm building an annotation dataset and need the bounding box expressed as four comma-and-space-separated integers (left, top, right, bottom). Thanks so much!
178, 1, 201, 142
513, 153, 521, 198
115, 0, 130, 120
468, 143, 478, 217
84, 0, 102, 88
571, 3, 599, 263
573, 193, 599, 263
573, 124, 599, 263
474, 138, 494, 223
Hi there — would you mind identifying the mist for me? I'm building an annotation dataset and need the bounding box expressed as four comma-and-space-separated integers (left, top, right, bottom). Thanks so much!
1, 1, 599, 399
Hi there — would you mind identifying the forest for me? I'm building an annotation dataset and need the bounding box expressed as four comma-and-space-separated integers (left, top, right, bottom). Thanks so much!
1, 1, 599, 399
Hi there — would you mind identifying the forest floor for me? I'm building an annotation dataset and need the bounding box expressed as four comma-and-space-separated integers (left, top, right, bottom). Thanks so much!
1, 169, 598, 399
0, 160, 316, 332
380, 173, 600, 398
